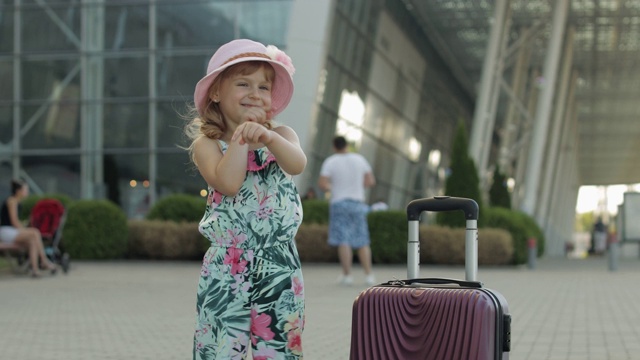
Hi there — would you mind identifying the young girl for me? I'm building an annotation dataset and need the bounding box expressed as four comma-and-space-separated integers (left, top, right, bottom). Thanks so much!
185, 39, 306, 359
0, 179, 57, 277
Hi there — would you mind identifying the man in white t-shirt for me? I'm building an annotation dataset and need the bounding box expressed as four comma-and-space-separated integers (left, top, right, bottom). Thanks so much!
318, 136, 376, 286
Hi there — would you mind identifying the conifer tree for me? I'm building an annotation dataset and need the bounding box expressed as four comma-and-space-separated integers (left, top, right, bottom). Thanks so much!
489, 165, 511, 208
436, 120, 484, 228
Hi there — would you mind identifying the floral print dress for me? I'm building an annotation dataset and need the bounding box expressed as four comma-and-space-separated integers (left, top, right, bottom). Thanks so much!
193, 141, 304, 360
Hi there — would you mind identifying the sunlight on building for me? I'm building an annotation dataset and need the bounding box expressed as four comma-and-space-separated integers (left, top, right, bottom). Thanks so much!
337, 90, 365, 146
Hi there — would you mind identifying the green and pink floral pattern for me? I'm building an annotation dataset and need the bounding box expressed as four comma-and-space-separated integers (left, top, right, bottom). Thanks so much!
193, 141, 304, 360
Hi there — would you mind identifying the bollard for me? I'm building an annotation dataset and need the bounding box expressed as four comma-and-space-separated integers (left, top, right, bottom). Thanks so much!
608, 234, 619, 272
527, 238, 537, 270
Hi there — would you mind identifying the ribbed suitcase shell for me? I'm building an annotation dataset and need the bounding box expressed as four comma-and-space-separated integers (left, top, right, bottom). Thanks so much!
350, 285, 509, 360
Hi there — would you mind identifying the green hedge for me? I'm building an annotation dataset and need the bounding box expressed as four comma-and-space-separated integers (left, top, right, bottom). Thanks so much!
63, 200, 128, 259
516, 211, 545, 257
483, 207, 544, 265
146, 194, 206, 222
127, 220, 208, 260
368, 210, 407, 263
301, 199, 329, 225
294, 224, 336, 262
421, 226, 513, 266
291, 209, 515, 265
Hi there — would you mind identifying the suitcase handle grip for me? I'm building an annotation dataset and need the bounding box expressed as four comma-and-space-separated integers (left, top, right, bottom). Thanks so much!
407, 196, 478, 221
392, 278, 483, 288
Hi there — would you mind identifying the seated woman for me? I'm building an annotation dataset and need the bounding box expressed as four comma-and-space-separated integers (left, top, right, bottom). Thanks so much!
0, 179, 57, 277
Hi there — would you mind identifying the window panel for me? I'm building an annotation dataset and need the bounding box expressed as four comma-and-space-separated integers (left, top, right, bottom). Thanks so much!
104, 102, 149, 149
21, 102, 81, 149
236, 2, 292, 45
0, 106, 12, 144
157, 3, 235, 48
0, 60, 13, 101
0, 9, 13, 54
21, 7, 80, 53
157, 101, 190, 149
157, 152, 204, 197
22, 59, 81, 101
104, 5, 149, 50
22, 155, 81, 199
104, 57, 149, 98
105, 153, 149, 217
156, 54, 208, 98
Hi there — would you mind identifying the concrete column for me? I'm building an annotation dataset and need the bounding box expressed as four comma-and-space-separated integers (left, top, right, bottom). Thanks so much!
148, 2, 158, 205
542, 91, 575, 257
566, 156, 580, 255
557, 123, 579, 256
544, 77, 577, 255
547, 151, 572, 256
537, 27, 575, 226
470, 0, 510, 169
512, 69, 540, 209
479, 5, 512, 179
521, 0, 569, 216
11, 0, 22, 176
80, 0, 105, 199
498, 27, 532, 176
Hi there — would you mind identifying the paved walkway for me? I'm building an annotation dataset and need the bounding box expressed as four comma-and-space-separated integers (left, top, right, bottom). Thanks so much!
1, 255, 639, 360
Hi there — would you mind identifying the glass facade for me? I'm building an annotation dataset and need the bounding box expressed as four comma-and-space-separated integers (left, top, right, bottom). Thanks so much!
305, 0, 474, 209
0, 0, 294, 218
0, 0, 473, 216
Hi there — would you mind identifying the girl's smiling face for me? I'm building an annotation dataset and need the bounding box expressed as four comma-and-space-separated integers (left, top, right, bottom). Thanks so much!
213, 63, 274, 129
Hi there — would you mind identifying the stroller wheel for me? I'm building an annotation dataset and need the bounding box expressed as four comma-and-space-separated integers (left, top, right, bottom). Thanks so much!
61, 253, 70, 273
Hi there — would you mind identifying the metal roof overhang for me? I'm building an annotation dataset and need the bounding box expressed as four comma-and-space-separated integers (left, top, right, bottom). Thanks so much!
405, 0, 640, 186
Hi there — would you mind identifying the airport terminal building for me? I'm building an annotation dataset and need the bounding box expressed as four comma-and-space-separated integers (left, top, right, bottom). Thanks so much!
0, 1, 467, 217
4, 0, 624, 256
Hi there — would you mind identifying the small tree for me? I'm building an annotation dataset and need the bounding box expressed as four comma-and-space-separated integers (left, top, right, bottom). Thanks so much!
436, 120, 484, 228
489, 165, 511, 208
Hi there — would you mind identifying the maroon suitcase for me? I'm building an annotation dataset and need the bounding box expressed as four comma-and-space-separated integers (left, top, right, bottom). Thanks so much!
350, 196, 511, 360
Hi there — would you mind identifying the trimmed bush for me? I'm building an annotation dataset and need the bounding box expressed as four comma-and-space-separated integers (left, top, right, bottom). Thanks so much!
477, 228, 514, 265
147, 194, 206, 222
421, 226, 462, 264
294, 223, 337, 262
514, 211, 545, 257
20, 193, 74, 221
368, 210, 407, 264
63, 200, 128, 259
420, 225, 513, 266
489, 165, 511, 208
483, 207, 543, 265
301, 199, 329, 225
293, 221, 514, 265
127, 220, 208, 260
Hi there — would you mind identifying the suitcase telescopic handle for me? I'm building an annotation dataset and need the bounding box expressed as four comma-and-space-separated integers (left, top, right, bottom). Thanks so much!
407, 196, 479, 221
406, 196, 479, 281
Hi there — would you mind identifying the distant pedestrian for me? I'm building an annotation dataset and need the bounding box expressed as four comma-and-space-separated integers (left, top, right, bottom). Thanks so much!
0, 179, 57, 277
591, 217, 607, 255
318, 136, 376, 286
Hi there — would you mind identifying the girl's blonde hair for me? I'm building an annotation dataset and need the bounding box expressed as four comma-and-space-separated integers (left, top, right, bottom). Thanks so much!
184, 61, 276, 163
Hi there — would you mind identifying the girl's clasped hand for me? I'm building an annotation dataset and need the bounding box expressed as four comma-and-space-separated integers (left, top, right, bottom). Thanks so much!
231, 118, 273, 145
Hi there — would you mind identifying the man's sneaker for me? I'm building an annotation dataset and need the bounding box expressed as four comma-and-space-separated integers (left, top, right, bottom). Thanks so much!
365, 274, 376, 286
337, 274, 353, 286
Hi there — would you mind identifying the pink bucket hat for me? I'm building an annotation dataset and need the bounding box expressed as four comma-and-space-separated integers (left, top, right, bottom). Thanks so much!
193, 39, 296, 117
